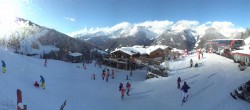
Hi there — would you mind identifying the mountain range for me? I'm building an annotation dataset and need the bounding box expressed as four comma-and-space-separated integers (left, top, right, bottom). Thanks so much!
70, 20, 249, 51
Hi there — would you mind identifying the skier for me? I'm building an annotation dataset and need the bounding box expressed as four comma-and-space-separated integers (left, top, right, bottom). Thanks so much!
40, 75, 46, 89
126, 75, 129, 80
181, 82, 190, 102
106, 73, 109, 82
121, 87, 125, 99
44, 59, 47, 67
130, 70, 133, 77
190, 59, 193, 67
111, 69, 115, 79
119, 83, 123, 91
34, 81, 39, 88
102, 71, 106, 80
1, 60, 6, 73
126, 82, 131, 96
91, 74, 96, 80
177, 77, 181, 89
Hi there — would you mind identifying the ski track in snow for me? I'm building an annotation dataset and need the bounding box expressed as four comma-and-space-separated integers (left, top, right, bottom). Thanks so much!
0, 48, 250, 110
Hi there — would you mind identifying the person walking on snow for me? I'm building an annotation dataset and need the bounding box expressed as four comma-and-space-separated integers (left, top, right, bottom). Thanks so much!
1, 60, 6, 73
40, 75, 46, 89
130, 70, 133, 77
190, 59, 193, 67
126, 82, 131, 96
177, 77, 181, 89
181, 82, 190, 102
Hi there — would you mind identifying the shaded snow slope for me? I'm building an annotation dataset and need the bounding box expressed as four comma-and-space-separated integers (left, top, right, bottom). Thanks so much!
0, 47, 250, 110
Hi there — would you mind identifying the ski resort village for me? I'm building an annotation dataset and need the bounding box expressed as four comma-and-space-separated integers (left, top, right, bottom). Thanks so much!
1, 0, 250, 110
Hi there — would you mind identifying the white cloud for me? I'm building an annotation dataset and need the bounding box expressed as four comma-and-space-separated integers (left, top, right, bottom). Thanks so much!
65, 17, 75, 22
171, 20, 199, 32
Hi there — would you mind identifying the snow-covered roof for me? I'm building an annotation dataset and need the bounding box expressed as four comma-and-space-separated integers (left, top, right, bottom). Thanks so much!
69, 52, 83, 57
112, 47, 146, 56
145, 45, 169, 54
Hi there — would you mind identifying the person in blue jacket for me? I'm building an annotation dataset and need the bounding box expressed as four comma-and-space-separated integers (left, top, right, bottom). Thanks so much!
40, 75, 46, 89
1, 60, 6, 73
181, 81, 190, 102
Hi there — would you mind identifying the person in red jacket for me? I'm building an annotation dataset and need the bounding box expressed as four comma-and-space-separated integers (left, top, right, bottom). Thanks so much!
126, 82, 131, 96
121, 87, 126, 99
34, 81, 39, 88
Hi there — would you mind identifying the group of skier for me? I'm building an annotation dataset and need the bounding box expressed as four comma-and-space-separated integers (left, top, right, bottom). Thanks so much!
100, 68, 115, 82
119, 82, 131, 99
177, 77, 191, 103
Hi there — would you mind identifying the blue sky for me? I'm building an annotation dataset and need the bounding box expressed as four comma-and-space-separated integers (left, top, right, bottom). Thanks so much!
1, 0, 250, 34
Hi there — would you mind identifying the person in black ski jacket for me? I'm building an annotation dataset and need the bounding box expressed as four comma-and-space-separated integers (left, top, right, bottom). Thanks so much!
181, 81, 190, 102
177, 77, 181, 89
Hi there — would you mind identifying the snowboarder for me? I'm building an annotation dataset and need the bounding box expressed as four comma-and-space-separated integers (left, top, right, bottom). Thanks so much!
177, 77, 181, 89
34, 81, 39, 88
121, 87, 125, 99
44, 59, 47, 67
181, 82, 190, 102
190, 59, 193, 67
111, 69, 115, 79
91, 74, 96, 80
1, 60, 6, 73
40, 75, 46, 89
130, 70, 133, 77
126, 82, 131, 96
119, 83, 123, 91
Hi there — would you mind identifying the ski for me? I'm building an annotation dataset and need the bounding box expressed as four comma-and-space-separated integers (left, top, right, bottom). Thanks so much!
181, 95, 189, 105
230, 92, 237, 100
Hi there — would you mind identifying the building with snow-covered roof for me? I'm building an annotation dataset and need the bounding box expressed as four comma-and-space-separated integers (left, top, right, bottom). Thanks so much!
231, 45, 250, 66
68, 52, 83, 63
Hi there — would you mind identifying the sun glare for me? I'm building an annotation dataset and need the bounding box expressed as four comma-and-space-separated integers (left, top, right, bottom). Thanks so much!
0, 1, 21, 21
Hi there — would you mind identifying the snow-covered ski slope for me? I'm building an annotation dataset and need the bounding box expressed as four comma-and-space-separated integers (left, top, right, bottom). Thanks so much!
0, 47, 249, 110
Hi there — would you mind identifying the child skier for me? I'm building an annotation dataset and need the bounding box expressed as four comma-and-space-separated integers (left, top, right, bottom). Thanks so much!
102, 71, 106, 80
121, 87, 125, 99
177, 77, 181, 89
44, 59, 47, 67
91, 74, 96, 80
34, 81, 39, 88
1, 60, 6, 73
119, 83, 123, 91
106, 73, 110, 82
40, 75, 46, 89
181, 82, 190, 102
126, 82, 131, 96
